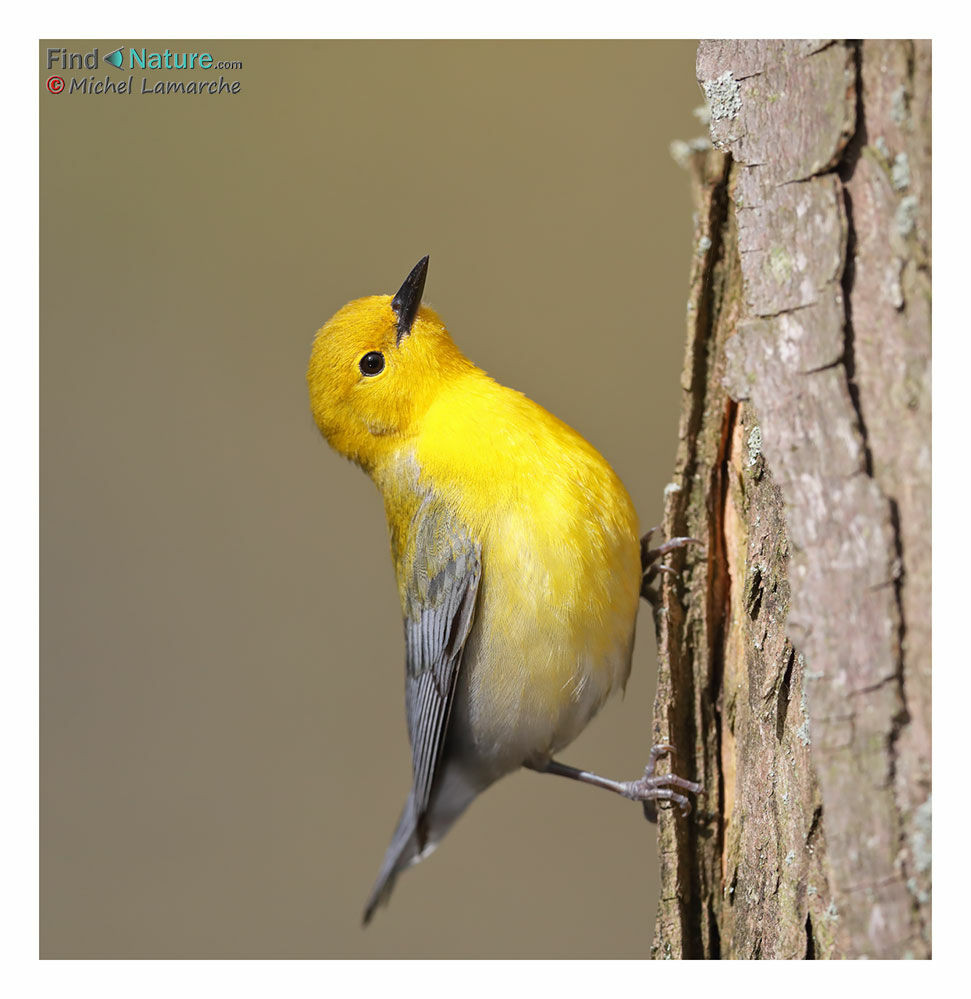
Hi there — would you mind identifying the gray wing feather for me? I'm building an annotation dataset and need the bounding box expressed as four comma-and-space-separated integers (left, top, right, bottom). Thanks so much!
403, 506, 481, 821
363, 503, 480, 923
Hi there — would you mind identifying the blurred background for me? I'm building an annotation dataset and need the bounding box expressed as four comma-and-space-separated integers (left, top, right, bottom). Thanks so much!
40, 39, 702, 958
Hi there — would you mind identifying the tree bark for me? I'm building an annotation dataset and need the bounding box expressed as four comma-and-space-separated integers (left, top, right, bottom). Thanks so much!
651, 40, 930, 960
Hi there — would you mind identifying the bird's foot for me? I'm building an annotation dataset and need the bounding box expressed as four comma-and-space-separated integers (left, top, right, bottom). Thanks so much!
640, 527, 702, 606
621, 743, 702, 817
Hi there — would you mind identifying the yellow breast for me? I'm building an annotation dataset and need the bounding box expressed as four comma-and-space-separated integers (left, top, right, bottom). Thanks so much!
378, 369, 641, 773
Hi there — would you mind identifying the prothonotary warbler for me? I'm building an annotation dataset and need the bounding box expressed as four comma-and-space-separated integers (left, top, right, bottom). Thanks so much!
307, 256, 701, 924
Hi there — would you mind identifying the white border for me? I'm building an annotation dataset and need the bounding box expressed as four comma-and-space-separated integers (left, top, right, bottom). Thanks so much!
9, 2, 958, 989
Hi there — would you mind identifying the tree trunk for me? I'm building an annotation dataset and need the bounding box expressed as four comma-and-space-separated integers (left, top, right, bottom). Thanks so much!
651, 40, 930, 960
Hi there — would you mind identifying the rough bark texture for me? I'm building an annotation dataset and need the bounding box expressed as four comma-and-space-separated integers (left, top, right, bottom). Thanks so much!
651, 40, 930, 960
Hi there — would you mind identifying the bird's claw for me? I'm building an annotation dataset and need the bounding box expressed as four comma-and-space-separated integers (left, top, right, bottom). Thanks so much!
625, 743, 702, 817
640, 528, 702, 606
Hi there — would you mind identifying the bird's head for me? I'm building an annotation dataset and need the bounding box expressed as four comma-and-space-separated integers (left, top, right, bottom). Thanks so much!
308, 256, 471, 471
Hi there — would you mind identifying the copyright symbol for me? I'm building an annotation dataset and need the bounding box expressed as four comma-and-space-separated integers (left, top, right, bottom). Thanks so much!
47, 76, 65, 94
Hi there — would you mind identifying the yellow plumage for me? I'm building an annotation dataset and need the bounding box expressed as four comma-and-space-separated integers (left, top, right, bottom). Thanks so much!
416, 371, 641, 760
307, 257, 696, 924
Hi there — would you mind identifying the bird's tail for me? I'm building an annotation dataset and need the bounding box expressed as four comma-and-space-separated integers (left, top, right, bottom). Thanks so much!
362, 763, 484, 924
362, 793, 423, 925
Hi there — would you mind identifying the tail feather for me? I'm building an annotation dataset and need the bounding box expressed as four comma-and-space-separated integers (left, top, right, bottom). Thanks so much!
362, 762, 485, 924
362, 794, 421, 925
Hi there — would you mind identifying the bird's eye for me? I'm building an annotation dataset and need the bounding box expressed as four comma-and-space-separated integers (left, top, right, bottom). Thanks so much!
359, 351, 385, 376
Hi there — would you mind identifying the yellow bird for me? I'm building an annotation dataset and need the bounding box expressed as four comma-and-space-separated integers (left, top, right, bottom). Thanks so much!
307, 256, 700, 924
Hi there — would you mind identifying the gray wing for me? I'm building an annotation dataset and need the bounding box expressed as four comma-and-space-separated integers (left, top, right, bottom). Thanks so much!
362, 500, 481, 923
402, 501, 481, 827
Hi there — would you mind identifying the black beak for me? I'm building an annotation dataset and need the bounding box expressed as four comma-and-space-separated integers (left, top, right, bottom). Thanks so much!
391, 255, 429, 344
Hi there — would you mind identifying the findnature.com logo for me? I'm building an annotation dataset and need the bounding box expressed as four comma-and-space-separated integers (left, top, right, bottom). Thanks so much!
45, 45, 244, 96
